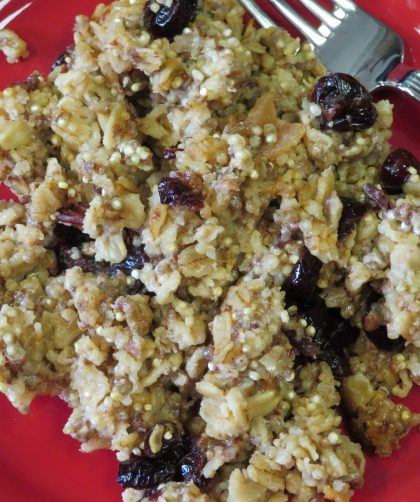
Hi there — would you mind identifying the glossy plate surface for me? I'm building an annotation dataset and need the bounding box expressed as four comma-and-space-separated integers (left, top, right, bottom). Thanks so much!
0, 1, 419, 501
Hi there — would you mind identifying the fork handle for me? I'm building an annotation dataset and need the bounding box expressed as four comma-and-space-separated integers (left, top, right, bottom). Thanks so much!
381, 65, 420, 103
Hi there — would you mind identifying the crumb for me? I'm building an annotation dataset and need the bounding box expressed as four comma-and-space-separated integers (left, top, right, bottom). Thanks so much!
0, 28, 29, 63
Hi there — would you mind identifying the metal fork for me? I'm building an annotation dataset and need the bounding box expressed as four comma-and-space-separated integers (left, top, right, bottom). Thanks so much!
239, 0, 420, 102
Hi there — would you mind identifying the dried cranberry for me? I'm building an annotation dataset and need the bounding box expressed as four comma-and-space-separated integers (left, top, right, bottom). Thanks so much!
56, 205, 87, 231
144, 0, 198, 39
117, 434, 205, 491
158, 176, 204, 212
379, 148, 419, 194
364, 184, 393, 211
311, 73, 377, 132
338, 198, 368, 239
283, 247, 322, 307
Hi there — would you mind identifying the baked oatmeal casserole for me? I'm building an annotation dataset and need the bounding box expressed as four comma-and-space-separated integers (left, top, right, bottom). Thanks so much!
0, 0, 419, 500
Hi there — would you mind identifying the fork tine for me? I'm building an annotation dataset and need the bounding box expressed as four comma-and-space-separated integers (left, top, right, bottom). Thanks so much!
298, 0, 341, 28
0, 1, 32, 29
331, 0, 357, 11
0, 0, 13, 11
268, 0, 326, 46
238, 0, 277, 29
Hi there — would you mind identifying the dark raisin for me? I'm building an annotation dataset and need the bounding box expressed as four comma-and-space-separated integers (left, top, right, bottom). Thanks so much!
120, 69, 146, 91
293, 353, 310, 370
338, 198, 368, 239
54, 223, 90, 249
365, 326, 405, 352
127, 89, 152, 118
269, 197, 282, 209
324, 307, 359, 347
51, 46, 73, 71
54, 225, 149, 282
304, 305, 357, 367
158, 175, 204, 212
109, 241, 149, 276
52, 219, 99, 274
127, 281, 150, 296
361, 285, 381, 322
289, 297, 358, 378
156, 434, 187, 462
120, 70, 152, 117
284, 329, 320, 358
287, 330, 351, 378
320, 344, 351, 378
56, 248, 105, 274
364, 184, 393, 211
117, 434, 205, 491
163, 147, 184, 160
283, 247, 322, 307
117, 457, 176, 489
56, 205, 87, 231
179, 447, 206, 486
379, 148, 419, 194
144, 0, 198, 39
311, 73, 377, 131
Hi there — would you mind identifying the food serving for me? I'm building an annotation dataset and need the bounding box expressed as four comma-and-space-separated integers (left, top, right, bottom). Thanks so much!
0, 0, 419, 501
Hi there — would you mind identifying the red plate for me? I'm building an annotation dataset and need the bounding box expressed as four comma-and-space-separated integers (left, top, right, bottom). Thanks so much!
0, 1, 419, 501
